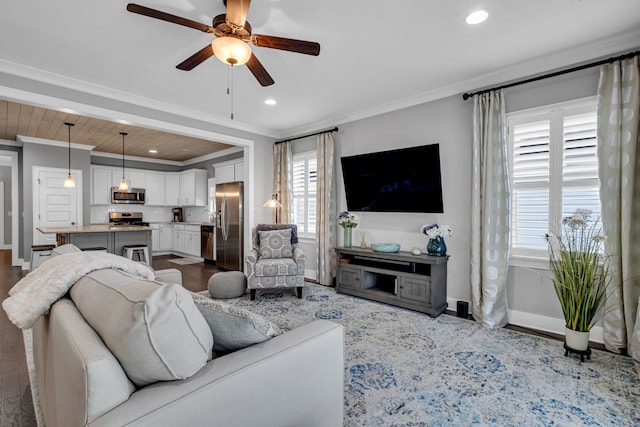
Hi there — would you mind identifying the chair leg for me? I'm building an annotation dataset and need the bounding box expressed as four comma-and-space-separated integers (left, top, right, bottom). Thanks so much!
250, 289, 256, 301
296, 287, 302, 299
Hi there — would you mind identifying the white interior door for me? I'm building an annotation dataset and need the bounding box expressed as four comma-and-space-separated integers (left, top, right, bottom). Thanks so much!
33, 167, 83, 246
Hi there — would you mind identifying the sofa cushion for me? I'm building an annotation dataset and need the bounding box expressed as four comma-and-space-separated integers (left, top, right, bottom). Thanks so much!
254, 224, 298, 249
70, 269, 214, 387
191, 292, 282, 353
258, 228, 293, 259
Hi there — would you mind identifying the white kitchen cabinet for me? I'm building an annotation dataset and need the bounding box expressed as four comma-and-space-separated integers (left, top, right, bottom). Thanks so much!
184, 225, 201, 257
91, 166, 113, 205
214, 159, 243, 184
112, 169, 146, 189
172, 224, 185, 253
150, 224, 160, 251
165, 174, 180, 207
145, 172, 165, 206
179, 169, 207, 206
159, 223, 173, 250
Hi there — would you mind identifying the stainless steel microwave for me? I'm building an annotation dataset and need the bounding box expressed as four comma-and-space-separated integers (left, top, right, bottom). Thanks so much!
111, 187, 145, 204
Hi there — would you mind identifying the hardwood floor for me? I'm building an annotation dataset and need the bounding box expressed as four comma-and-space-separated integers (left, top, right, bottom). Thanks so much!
0, 252, 219, 426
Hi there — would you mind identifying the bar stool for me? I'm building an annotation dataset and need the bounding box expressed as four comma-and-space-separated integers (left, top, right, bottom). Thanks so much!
30, 244, 56, 271
122, 245, 150, 265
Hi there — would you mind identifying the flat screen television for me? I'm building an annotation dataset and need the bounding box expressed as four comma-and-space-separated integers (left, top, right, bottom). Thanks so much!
340, 144, 444, 213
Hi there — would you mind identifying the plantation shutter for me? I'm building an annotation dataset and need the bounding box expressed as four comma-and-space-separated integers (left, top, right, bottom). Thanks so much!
508, 99, 600, 260
292, 153, 317, 235
561, 112, 600, 218
511, 119, 551, 252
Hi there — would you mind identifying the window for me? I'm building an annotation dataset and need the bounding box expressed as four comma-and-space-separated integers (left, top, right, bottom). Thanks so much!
292, 151, 317, 236
508, 97, 600, 261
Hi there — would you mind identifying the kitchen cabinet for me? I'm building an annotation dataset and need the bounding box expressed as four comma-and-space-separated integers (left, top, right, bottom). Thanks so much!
165, 174, 180, 206
91, 166, 113, 205
214, 159, 243, 184
150, 224, 159, 251
159, 223, 173, 250
184, 225, 201, 256
112, 170, 146, 189
179, 169, 207, 206
172, 224, 185, 253
145, 172, 165, 206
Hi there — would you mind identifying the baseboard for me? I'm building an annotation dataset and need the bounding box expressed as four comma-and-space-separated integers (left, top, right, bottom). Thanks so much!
508, 309, 604, 344
0, 244, 11, 250
446, 297, 604, 344
305, 268, 317, 281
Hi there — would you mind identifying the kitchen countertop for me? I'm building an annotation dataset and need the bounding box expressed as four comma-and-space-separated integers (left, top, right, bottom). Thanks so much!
37, 225, 152, 234
148, 221, 215, 226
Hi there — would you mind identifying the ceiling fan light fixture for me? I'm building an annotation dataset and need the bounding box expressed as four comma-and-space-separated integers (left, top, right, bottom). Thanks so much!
212, 36, 252, 65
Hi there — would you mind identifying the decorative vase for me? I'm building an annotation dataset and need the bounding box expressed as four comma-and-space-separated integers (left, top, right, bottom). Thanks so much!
426, 236, 447, 256
565, 327, 590, 351
343, 227, 353, 248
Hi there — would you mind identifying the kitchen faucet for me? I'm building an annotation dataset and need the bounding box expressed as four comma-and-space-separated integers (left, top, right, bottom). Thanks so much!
203, 209, 216, 223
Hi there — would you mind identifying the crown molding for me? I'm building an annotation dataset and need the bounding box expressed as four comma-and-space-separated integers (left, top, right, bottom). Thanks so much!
0, 59, 279, 139
284, 30, 640, 137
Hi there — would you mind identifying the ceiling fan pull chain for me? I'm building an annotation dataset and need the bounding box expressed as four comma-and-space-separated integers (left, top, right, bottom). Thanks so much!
227, 64, 235, 120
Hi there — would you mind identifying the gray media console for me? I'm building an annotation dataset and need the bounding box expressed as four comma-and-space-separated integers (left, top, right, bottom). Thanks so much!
335, 247, 449, 317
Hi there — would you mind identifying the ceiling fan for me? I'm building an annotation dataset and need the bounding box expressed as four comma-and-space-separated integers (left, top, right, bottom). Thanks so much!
126, 0, 321, 87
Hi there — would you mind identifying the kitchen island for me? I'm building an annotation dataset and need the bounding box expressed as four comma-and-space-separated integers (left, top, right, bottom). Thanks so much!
36, 225, 153, 263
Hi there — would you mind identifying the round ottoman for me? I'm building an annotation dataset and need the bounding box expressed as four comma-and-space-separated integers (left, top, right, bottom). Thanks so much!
208, 271, 247, 299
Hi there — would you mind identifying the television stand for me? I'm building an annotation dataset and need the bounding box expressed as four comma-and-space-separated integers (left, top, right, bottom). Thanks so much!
335, 247, 449, 317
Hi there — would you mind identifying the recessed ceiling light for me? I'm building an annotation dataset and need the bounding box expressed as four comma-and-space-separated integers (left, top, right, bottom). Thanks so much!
466, 9, 489, 25
264, 98, 277, 106
149, 149, 158, 154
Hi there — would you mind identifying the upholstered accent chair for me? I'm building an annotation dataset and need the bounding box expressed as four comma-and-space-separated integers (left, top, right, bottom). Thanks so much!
245, 224, 306, 300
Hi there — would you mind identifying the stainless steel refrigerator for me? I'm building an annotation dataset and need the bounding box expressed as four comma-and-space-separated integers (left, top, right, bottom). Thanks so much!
215, 181, 244, 271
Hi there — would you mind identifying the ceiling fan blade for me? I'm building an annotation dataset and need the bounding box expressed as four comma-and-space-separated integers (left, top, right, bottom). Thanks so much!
246, 54, 274, 87
251, 35, 320, 56
127, 3, 214, 33
176, 44, 214, 71
225, 0, 251, 28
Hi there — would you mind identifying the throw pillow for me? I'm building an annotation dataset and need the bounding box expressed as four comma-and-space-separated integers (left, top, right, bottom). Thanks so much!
258, 228, 293, 259
191, 292, 282, 353
70, 269, 214, 387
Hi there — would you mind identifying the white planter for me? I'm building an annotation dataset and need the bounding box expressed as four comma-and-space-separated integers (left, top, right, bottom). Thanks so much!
565, 327, 590, 351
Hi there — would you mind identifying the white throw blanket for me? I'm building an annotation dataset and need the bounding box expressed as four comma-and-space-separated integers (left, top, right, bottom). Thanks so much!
2, 251, 155, 329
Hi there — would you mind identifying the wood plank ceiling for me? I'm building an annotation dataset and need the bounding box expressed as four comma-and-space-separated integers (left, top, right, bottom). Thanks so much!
0, 100, 235, 162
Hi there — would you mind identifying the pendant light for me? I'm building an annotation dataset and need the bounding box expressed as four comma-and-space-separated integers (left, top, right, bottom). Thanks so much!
118, 132, 129, 191
63, 122, 75, 188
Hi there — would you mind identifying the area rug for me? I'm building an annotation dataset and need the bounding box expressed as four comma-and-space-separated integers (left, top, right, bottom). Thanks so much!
212, 284, 640, 426
168, 258, 202, 265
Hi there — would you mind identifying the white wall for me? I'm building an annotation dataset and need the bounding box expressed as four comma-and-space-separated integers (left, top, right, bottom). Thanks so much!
335, 95, 473, 302
320, 64, 602, 334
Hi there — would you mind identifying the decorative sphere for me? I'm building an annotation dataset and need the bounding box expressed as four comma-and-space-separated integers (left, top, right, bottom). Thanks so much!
411, 247, 422, 255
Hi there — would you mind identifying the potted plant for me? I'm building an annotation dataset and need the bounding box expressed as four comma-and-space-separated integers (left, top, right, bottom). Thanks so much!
338, 211, 359, 248
546, 209, 611, 351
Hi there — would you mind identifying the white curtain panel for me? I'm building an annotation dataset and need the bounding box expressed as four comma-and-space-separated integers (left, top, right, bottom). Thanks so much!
470, 90, 511, 328
273, 141, 293, 223
316, 132, 337, 286
596, 56, 640, 359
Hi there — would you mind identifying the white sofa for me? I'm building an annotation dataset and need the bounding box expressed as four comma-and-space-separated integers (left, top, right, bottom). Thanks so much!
31, 266, 344, 426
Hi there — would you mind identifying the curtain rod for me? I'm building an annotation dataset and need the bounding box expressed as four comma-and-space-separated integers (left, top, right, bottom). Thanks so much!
274, 127, 339, 145
462, 49, 640, 100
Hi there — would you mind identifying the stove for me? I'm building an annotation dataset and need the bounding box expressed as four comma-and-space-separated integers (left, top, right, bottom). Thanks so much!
109, 212, 149, 227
